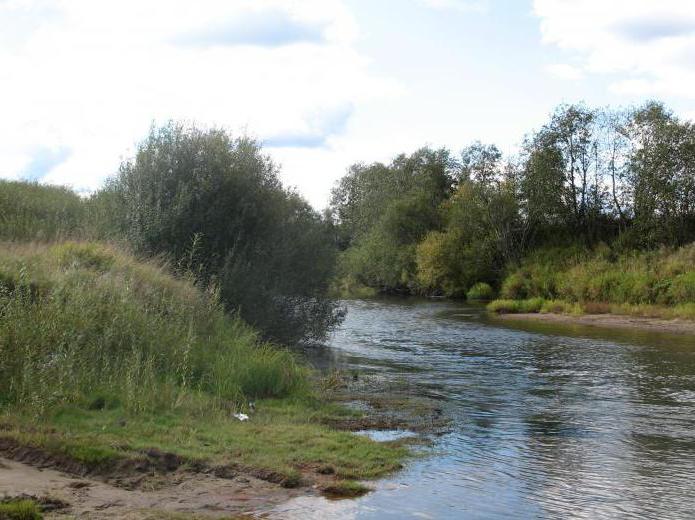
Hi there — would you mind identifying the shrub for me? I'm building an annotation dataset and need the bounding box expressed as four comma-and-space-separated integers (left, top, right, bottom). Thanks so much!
541, 300, 583, 314
500, 272, 527, 299
520, 297, 545, 313
105, 124, 342, 344
466, 282, 494, 301
500, 243, 695, 309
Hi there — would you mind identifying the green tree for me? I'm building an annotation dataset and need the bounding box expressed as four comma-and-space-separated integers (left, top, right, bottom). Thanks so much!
102, 123, 342, 343
626, 102, 695, 245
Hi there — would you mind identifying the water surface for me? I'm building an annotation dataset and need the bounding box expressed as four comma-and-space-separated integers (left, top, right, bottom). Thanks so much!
271, 298, 695, 519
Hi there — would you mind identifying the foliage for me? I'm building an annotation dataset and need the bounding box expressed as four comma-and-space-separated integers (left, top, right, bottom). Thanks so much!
332, 148, 454, 292
331, 101, 695, 301
466, 282, 494, 301
487, 298, 546, 314
0, 180, 86, 242
0, 242, 308, 415
101, 123, 341, 343
494, 243, 695, 311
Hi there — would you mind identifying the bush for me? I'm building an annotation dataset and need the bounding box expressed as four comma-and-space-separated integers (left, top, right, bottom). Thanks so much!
541, 299, 583, 314
103, 123, 341, 344
668, 272, 695, 303
487, 299, 519, 313
466, 282, 494, 301
500, 272, 527, 299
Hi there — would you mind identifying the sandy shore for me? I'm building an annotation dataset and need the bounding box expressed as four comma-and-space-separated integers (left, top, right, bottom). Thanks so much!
493, 312, 695, 336
0, 456, 303, 518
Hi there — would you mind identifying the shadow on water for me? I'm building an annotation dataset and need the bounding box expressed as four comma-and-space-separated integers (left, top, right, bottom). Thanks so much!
276, 297, 695, 519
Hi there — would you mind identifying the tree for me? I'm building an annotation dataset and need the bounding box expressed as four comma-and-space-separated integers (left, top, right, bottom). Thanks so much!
626, 102, 695, 245
102, 123, 342, 343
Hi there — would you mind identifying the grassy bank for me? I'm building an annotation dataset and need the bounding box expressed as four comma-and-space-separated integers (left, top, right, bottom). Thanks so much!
0, 241, 409, 492
488, 298, 695, 320
488, 243, 695, 320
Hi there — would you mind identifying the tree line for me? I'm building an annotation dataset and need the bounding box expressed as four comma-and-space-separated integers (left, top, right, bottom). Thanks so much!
330, 101, 695, 297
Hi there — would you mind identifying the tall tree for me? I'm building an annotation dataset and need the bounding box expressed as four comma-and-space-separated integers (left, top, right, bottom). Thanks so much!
102, 123, 342, 343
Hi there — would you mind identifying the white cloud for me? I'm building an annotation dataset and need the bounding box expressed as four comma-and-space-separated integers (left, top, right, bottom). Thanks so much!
0, 0, 396, 203
418, 0, 489, 14
546, 63, 584, 81
534, 0, 695, 100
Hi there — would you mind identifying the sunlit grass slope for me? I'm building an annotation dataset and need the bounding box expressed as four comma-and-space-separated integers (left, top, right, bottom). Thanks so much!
0, 241, 307, 414
0, 240, 408, 483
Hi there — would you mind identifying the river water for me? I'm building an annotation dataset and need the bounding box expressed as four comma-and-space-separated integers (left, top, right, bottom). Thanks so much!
270, 298, 695, 519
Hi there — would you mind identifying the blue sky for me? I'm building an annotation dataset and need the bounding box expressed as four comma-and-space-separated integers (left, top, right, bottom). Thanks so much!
1, 0, 694, 207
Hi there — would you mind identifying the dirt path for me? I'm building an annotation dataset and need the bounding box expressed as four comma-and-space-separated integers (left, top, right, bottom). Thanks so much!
493, 312, 695, 336
0, 456, 305, 518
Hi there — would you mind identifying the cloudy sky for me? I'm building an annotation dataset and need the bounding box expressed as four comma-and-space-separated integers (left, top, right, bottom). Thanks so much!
2, 0, 695, 208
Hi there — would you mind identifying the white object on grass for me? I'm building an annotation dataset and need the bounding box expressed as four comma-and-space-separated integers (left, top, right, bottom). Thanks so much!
233, 413, 249, 421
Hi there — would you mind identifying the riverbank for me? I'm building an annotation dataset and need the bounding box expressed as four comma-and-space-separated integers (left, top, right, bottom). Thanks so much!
0, 243, 420, 518
491, 309, 695, 336
0, 374, 432, 518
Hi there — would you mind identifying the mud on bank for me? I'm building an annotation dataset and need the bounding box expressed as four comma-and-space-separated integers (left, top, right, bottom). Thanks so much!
0, 373, 446, 519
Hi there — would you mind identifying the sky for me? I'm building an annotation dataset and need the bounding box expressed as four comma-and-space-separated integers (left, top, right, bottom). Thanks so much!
2, 0, 695, 209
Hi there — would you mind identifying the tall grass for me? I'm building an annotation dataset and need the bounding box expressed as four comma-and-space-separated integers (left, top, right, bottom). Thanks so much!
499, 243, 695, 307
0, 180, 86, 242
0, 242, 307, 416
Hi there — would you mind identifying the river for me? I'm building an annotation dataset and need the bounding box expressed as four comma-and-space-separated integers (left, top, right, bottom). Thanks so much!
270, 298, 695, 519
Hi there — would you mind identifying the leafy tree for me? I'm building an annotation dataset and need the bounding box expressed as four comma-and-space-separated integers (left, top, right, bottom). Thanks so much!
102, 123, 342, 343
331, 148, 456, 292
330, 147, 456, 248
626, 102, 695, 245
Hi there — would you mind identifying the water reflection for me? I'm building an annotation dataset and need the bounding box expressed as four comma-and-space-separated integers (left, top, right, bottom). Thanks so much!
273, 299, 695, 519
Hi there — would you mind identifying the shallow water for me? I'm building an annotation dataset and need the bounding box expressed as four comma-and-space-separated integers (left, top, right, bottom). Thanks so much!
271, 298, 695, 519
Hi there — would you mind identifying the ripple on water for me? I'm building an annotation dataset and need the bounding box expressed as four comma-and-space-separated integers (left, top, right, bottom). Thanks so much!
274, 299, 695, 519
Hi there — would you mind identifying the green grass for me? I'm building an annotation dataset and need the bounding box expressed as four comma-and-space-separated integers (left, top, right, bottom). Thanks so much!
0, 181, 412, 488
0, 180, 86, 242
498, 243, 695, 308
0, 499, 42, 520
488, 298, 695, 320
487, 297, 546, 314
0, 398, 409, 483
320, 479, 371, 498
491, 242, 695, 319
0, 241, 410, 483
0, 242, 308, 415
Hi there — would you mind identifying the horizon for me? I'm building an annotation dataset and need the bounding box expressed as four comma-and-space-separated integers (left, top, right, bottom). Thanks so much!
2, 0, 695, 209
